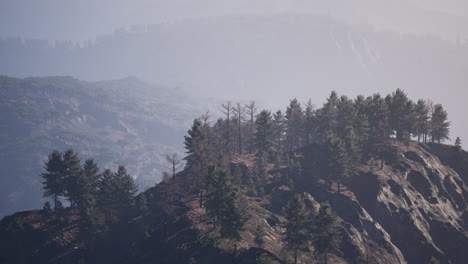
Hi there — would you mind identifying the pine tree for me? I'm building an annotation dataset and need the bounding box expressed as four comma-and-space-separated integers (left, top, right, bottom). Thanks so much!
184, 119, 208, 207
62, 149, 82, 208
221, 184, 247, 254
43, 202, 51, 211
255, 110, 274, 154
41, 150, 64, 209
273, 110, 286, 152
431, 104, 450, 143
81, 159, 100, 196
97, 169, 119, 223
455, 137, 462, 150
365, 93, 391, 140
77, 159, 101, 245
386, 89, 414, 140
79, 192, 99, 250
326, 133, 352, 192
283, 194, 312, 264
312, 202, 342, 264
115, 165, 138, 211
285, 99, 304, 152
336, 96, 357, 138
414, 99, 430, 142
204, 165, 226, 227
304, 99, 316, 145
316, 91, 339, 140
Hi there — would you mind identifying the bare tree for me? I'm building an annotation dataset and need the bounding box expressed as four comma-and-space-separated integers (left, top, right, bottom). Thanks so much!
221, 101, 233, 152
233, 102, 245, 154
245, 101, 257, 153
165, 153, 183, 178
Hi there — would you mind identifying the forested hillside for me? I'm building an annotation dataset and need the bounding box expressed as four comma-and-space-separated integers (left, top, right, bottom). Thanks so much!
0, 76, 212, 217
2, 89, 467, 264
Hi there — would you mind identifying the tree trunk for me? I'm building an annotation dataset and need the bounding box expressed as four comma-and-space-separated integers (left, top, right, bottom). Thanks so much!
250, 112, 254, 154
238, 119, 242, 155
199, 188, 203, 208
294, 248, 298, 264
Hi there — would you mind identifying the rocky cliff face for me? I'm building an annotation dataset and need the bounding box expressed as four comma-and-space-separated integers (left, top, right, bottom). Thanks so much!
348, 141, 468, 264
1, 140, 467, 264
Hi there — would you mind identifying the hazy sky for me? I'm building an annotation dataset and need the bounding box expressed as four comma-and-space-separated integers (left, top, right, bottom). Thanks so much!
1, 0, 468, 42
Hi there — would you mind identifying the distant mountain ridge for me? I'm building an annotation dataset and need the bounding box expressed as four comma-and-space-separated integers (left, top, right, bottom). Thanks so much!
1, 14, 467, 147
0, 75, 213, 217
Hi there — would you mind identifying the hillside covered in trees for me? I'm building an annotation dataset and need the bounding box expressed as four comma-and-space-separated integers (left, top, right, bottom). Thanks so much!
1, 89, 468, 264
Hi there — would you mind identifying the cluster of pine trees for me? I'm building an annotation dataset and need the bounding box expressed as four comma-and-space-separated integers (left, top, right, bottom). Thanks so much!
180, 89, 453, 262
40, 149, 139, 244
183, 89, 452, 201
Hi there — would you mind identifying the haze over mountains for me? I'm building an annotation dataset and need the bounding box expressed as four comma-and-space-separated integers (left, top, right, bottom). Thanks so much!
1, 14, 467, 147
0, 76, 217, 217
2, 0, 468, 41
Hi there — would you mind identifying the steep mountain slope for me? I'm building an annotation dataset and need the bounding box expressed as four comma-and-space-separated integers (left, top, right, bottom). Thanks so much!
0, 76, 214, 217
1, 140, 467, 263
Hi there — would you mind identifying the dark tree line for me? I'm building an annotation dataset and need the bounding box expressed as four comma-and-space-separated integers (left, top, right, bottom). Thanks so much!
41, 149, 139, 246
183, 89, 452, 196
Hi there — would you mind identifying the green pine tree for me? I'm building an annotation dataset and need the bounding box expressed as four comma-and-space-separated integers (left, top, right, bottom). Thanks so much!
62, 149, 82, 208
204, 165, 226, 227
455, 137, 462, 149
326, 133, 352, 192
273, 110, 286, 152
184, 119, 208, 208
221, 184, 248, 255
304, 99, 316, 145
115, 165, 138, 211
312, 202, 342, 264
285, 99, 304, 151
431, 104, 450, 143
79, 192, 99, 250
365, 93, 391, 140
316, 91, 339, 141
283, 194, 312, 264
414, 99, 430, 142
41, 150, 64, 209
386, 89, 414, 140
255, 110, 274, 154
98, 169, 119, 223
